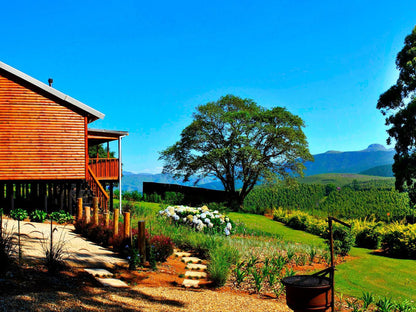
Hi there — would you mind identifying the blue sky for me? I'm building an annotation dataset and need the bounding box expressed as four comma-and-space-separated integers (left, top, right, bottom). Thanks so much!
1, 1, 415, 173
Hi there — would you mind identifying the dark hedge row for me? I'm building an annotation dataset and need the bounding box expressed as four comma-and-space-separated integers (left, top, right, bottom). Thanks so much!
243, 182, 413, 222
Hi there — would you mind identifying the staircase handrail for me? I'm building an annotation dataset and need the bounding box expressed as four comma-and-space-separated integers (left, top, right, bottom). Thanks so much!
87, 166, 109, 211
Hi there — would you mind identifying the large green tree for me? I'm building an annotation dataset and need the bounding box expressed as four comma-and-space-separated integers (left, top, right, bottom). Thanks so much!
377, 26, 416, 204
160, 95, 313, 209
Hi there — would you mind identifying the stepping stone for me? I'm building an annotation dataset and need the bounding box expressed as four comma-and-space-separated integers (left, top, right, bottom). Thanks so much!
185, 271, 207, 279
182, 279, 200, 288
96, 277, 129, 288
174, 251, 192, 257
182, 256, 202, 264
84, 268, 113, 278
186, 263, 207, 271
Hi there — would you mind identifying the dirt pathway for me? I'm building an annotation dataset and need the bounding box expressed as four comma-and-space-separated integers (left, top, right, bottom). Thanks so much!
2, 218, 127, 268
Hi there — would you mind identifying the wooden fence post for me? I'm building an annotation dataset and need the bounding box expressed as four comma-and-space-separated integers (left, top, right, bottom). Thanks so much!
138, 220, 146, 263
104, 212, 110, 228
77, 198, 83, 221
93, 197, 99, 226
85, 206, 91, 224
113, 209, 119, 238
124, 212, 130, 239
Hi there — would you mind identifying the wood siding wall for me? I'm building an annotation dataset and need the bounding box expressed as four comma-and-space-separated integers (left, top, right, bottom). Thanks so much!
0, 75, 86, 180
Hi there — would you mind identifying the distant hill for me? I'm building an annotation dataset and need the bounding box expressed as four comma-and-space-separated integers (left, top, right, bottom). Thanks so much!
298, 173, 394, 186
122, 172, 224, 192
123, 143, 396, 192
304, 144, 394, 176
359, 164, 393, 177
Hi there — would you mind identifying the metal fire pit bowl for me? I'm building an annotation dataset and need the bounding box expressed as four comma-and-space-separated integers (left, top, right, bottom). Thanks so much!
282, 275, 332, 312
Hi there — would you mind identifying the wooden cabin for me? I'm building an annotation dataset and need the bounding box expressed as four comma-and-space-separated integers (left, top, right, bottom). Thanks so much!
0, 61, 127, 214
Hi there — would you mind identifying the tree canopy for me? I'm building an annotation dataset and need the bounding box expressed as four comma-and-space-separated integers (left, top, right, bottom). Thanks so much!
88, 144, 115, 159
159, 95, 313, 209
377, 25, 416, 204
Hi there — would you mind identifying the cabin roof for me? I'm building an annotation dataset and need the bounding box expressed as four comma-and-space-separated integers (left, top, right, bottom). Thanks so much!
0, 61, 105, 122
88, 128, 129, 145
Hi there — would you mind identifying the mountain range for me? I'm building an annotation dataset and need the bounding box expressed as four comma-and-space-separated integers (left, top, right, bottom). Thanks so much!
303, 144, 394, 176
123, 144, 395, 192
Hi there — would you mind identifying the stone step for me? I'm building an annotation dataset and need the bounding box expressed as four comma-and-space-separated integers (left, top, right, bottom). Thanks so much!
185, 263, 207, 271
182, 256, 202, 264
96, 277, 129, 288
174, 251, 192, 258
185, 271, 207, 279
182, 278, 200, 288
84, 268, 113, 278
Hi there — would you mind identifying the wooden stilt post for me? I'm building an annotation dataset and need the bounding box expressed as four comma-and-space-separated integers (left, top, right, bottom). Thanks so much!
124, 211, 130, 239
93, 197, 99, 226
109, 182, 114, 212
113, 209, 119, 237
138, 220, 146, 263
85, 206, 91, 224
104, 212, 110, 228
77, 198, 83, 221
69, 186, 73, 216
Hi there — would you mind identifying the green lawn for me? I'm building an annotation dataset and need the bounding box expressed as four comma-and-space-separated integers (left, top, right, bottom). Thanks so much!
229, 212, 325, 248
230, 212, 416, 301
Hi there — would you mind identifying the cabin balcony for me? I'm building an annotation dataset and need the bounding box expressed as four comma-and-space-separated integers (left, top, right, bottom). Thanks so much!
88, 158, 119, 181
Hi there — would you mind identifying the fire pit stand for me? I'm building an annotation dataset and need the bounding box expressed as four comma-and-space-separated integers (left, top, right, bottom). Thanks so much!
282, 216, 351, 312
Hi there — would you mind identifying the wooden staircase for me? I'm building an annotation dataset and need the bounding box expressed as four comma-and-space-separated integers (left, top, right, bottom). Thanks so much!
86, 166, 109, 212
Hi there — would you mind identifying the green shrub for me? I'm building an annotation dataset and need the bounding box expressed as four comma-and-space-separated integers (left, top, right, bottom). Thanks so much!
10, 208, 28, 221
287, 214, 308, 231
164, 191, 184, 205
147, 233, 174, 262
381, 223, 416, 258
30, 210, 47, 223
355, 226, 382, 249
122, 190, 142, 202
208, 244, 240, 287
144, 193, 162, 203
323, 224, 355, 256
49, 210, 74, 224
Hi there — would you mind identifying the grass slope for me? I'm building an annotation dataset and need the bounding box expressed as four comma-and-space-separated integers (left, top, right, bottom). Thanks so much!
298, 173, 394, 186
230, 212, 416, 300
229, 212, 325, 248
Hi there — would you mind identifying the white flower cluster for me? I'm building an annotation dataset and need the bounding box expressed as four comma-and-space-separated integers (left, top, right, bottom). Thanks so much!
158, 205, 233, 236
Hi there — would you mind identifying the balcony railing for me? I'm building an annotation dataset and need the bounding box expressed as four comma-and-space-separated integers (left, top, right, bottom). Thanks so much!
89, 158, 119, 180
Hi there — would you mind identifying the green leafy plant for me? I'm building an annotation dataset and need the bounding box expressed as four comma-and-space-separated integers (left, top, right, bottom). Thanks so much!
250, 267, 264, 293
307, 247, 317, 264
30, 210, 47, 223
395, 300, 416, 312
323, 224, 354, 256
376, 297, 395, 312
234, 260, 248, 287
346, 298, 361, 312
10, 208, 28, 221
148, 245, 157, 270
127, 246, 141, 270
207, 244, 240, 287
49, 210, 74, 224
361, 291, 374, 310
